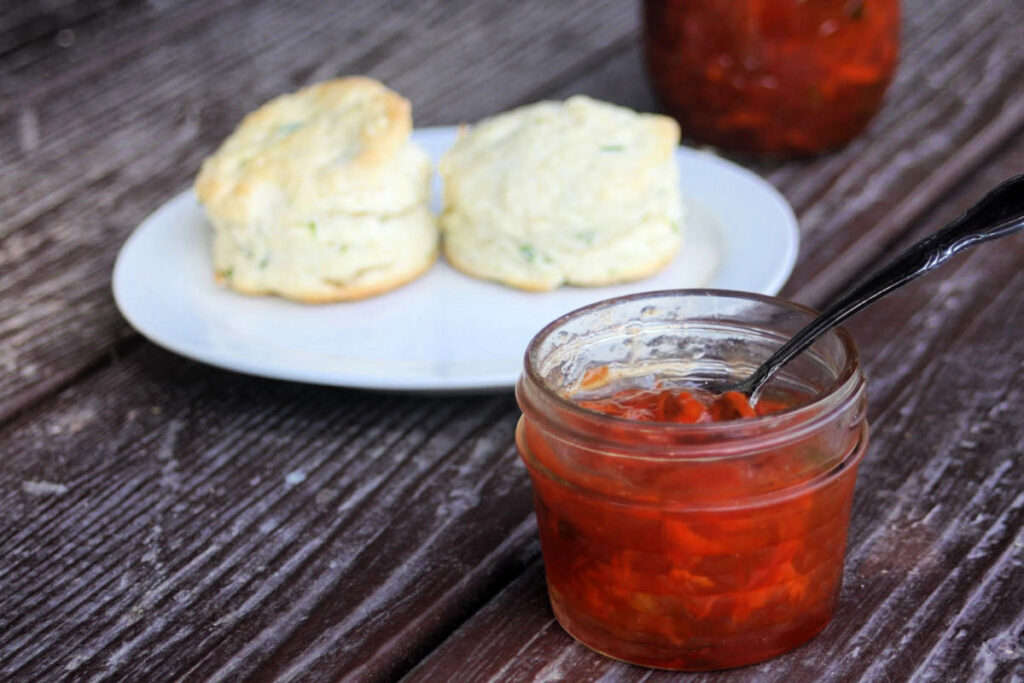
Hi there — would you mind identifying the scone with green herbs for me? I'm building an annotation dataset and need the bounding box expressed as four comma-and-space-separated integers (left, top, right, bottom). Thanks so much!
438, 96, 684, 291
195, 77, 436, 302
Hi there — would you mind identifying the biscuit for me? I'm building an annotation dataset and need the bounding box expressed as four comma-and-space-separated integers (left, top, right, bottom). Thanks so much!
438, 96, 684, 291
195, 77, 437, 301
211, 204, 438, 303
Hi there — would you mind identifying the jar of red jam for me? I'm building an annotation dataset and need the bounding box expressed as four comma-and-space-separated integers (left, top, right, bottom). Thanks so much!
643, 0, 900, 156
516, 290, 868, 670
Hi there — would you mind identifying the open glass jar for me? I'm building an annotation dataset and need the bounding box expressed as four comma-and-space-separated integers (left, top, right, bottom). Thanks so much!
516, 291, 868, 670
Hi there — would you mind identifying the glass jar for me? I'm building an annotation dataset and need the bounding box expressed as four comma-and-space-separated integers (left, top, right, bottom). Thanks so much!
516, 290, 868, 670
643, 0, 900, 157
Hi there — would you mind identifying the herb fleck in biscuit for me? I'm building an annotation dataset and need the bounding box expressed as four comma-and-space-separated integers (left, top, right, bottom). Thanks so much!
439, 96, 684, 291
195, 77, 437, 302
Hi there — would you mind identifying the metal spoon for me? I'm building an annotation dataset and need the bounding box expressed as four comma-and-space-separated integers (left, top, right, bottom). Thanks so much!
731, 174, 1024, 405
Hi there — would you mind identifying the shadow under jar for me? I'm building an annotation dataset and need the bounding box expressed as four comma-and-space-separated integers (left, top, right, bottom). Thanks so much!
515, 291, 868, 670
643, 0, 900, 157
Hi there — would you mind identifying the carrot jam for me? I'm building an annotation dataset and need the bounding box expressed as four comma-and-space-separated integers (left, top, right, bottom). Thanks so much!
578, 388, 787, 423
517, 385, 864, 670
643, 0, 900, 156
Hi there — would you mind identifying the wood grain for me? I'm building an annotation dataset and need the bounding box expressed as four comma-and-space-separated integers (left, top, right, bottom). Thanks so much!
541, 0, 1024, 306
0, 0, 126, 58
3, 0, 1023, 426
405, 135, 1024, 682
1, 0, 1022, 680
0, 349, 536, 681
0, 0, 635, 422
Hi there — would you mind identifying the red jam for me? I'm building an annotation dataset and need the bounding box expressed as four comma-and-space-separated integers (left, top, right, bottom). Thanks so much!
578, 387, 787, 423
517, 382, 865, 669
643, 0, 900, 156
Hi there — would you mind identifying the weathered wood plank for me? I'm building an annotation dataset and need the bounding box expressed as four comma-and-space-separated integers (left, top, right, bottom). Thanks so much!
0, 0, 128, 58
0, 349, 538, 680
403, 138, 1024, 682
0, 0, 636, 422
540, 0, 1024, 306
5, 0, 1019, 429
1, 0, 1022, 680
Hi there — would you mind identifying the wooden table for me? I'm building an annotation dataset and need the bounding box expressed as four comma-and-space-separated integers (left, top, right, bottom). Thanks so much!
2, 1, 1022, 680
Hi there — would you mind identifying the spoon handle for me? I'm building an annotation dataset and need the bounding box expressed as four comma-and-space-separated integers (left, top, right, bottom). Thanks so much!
745, 174, 1024, 400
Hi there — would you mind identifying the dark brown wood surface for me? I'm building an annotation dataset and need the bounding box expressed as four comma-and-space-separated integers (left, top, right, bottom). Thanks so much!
1, 1, 1021, 681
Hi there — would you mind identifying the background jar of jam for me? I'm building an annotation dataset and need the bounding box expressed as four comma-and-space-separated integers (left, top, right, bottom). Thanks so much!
643, 0, 900, 157
516, 290, 869, 670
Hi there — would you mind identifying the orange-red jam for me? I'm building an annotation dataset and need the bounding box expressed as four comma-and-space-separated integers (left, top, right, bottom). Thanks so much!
578, 387, 787, 423
643, 0, 900, 156
517, 383, 864, 669
516, 291, 867, 670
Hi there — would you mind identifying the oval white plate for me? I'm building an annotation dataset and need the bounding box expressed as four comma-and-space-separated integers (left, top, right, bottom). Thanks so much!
113, 127, 798, 392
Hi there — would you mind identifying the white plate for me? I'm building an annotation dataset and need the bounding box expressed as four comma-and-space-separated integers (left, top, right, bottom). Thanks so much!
113, 127, 798, 392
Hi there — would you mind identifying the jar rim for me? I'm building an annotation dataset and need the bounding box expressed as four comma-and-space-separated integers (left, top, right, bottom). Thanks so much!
523, 288, 861, 435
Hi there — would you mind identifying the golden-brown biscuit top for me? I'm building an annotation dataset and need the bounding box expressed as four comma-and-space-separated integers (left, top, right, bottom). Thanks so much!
195, 77, 423, 220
